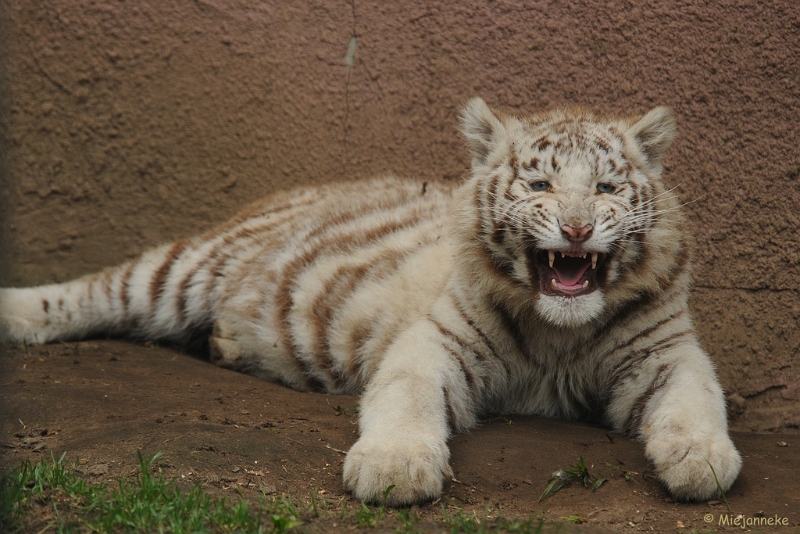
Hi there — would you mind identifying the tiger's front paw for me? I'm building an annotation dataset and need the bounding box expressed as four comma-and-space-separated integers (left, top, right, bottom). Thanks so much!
342, 435, 452, 506
646, 433, 742, 501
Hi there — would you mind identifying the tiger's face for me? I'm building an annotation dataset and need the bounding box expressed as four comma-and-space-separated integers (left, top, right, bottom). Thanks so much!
460, 98, 677, 327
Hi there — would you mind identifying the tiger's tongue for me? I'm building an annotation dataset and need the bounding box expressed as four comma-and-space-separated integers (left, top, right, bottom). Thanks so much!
553, 262, 591, 287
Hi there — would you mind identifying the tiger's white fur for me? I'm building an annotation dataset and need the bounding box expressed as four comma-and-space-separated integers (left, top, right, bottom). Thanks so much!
0, 98, 741, 505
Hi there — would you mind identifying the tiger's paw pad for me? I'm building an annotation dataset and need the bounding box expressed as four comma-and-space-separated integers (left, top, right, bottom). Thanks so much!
342, 436, 451, 506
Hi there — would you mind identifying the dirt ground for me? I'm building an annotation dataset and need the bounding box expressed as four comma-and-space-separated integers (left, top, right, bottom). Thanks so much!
1, 340, 798, 533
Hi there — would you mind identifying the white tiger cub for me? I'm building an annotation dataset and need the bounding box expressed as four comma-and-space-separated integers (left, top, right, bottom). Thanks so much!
0, 98, 741, 505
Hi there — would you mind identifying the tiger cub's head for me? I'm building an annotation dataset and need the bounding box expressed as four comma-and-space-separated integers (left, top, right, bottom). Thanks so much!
459, 97, 680, 327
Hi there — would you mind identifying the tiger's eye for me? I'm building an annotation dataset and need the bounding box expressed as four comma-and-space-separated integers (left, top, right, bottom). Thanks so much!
530, 181, 550, 192
596, 183, 616, 194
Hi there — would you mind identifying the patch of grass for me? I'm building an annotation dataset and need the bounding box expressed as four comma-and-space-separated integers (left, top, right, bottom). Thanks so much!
264, 496, 302, 533
2, 454, 592, 533
441, 503, 549, 534
307, 487, 330, 517
327, 398, 359, 417
395, 508, 422, 532
0, 451, 282, 533
538, 457, 606, 502
705, 460, 732, 513
351, 485, 395, 527
604, 461, 636, 482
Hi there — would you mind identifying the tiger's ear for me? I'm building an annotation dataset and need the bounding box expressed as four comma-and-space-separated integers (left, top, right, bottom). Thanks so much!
625, 106, 677, 174
460, 97, 506, 168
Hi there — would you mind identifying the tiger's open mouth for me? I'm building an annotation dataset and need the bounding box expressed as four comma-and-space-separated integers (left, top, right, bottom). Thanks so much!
532, 250, 606, 297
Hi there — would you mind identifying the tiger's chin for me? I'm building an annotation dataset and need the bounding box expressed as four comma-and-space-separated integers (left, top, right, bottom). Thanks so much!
535, 291, 605, 328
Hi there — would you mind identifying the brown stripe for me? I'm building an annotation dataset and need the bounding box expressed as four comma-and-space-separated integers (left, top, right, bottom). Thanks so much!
101, 270, 114, 298
149, 240, 188, 307
345, 318, 376, 387
365, 321, 404, 380
429, 316, 468, 353
442, 386, 457, 432
657, 240, 691, 290
623, 364, 673, 436
596, 288, 658, 334
428, 313, 485, 406
477, 240, 516, 280
311, 263, 371, 389
275, 247, 331, 393
522, 157, 540, 172
177, 266, 199, 327
610, 330, 692, 386
491, 220, 506, 244
503, 179, 515, 201
483, 173, 502, 244
648, 330, 694, 353
441, 343, 477, 392
508, 155, 518, 181
119, 261, 136, 313
451, 294, 501, 365
608, 310, 685, 356
494, 301, 531, 361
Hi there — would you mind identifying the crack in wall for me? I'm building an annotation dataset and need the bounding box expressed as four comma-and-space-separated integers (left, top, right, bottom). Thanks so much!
694, 284, 800, 294
742, 384, 789, 400
343, 0, 358, 174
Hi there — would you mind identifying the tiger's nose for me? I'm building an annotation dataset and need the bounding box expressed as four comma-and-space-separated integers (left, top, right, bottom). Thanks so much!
561, 224, 594, 242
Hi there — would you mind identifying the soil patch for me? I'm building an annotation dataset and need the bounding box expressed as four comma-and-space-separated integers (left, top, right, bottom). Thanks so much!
1, 340, 798, 532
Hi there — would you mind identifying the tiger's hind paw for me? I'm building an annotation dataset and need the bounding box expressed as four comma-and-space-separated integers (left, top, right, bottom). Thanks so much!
209, 319, 246, 369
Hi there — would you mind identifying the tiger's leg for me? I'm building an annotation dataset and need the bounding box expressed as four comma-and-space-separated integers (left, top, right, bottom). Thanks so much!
342, 318, 479, 506
207, 309, 314, 390
607, 339, 742, 500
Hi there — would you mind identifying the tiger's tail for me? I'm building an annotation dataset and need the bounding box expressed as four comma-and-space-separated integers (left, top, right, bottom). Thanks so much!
0, 239, 217, 346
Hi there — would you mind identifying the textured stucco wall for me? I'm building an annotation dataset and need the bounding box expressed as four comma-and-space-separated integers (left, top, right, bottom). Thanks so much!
1, 0, 798, 431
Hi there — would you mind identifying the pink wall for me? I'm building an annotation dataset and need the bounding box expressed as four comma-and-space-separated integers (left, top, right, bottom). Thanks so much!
1, 0, 798, 430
